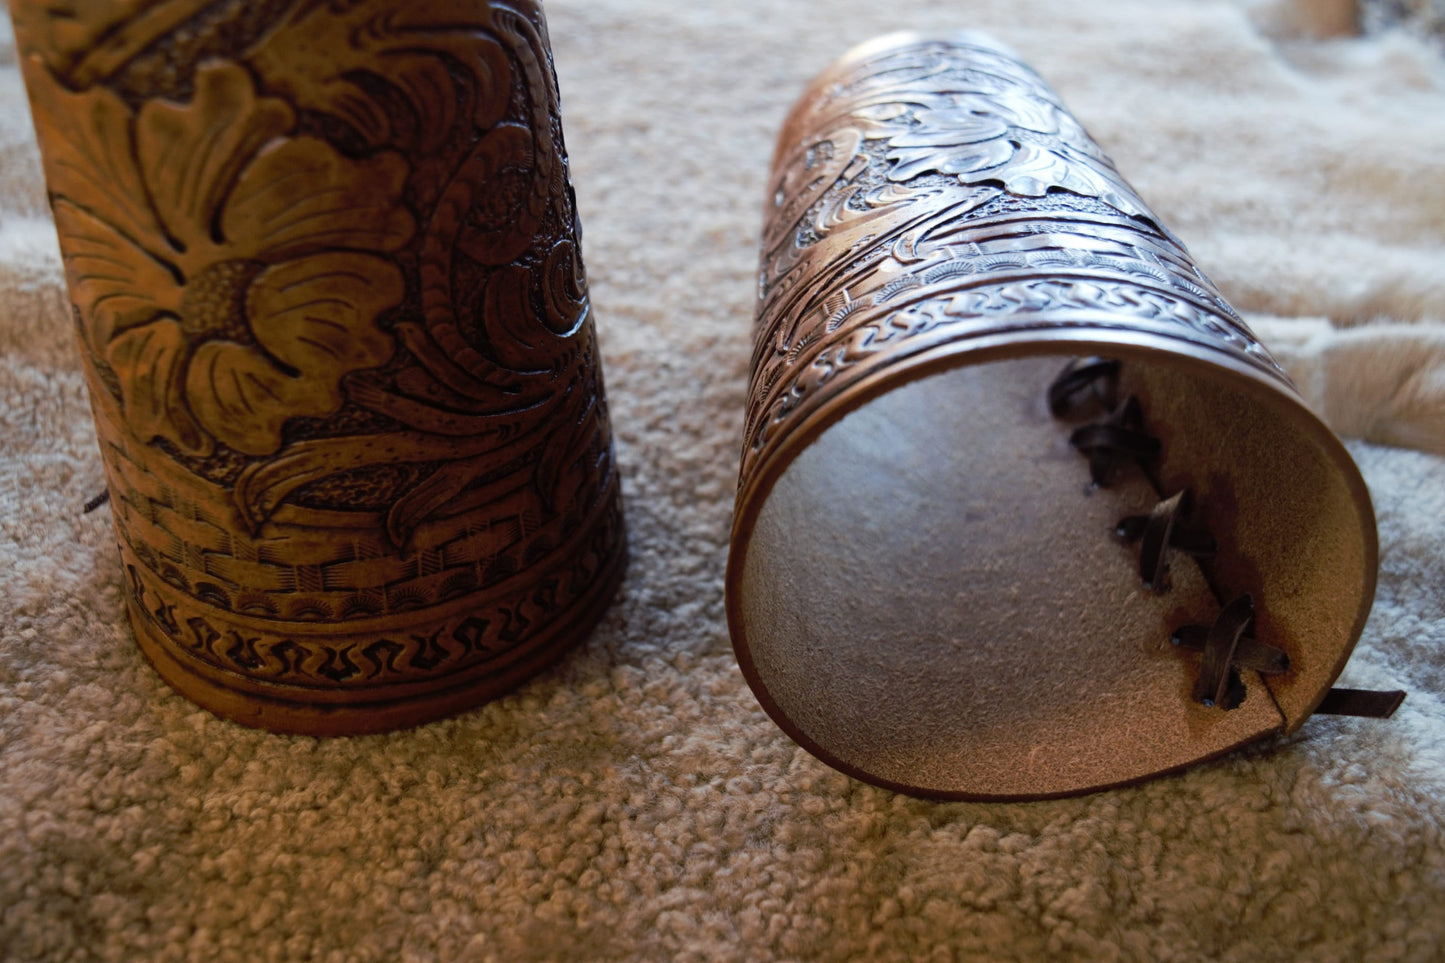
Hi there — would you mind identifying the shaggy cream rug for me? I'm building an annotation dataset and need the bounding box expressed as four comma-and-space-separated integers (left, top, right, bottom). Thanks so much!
2, 0, 1443, 960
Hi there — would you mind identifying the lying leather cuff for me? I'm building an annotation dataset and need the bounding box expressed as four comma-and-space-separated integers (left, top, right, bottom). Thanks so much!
726, 32, 1392, 800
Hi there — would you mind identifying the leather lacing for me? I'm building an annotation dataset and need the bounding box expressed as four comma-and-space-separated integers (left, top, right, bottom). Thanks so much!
1047, 356, 1403, 718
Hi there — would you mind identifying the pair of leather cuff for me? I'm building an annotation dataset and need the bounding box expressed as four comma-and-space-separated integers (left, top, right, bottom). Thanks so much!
11, 0, 1398, 800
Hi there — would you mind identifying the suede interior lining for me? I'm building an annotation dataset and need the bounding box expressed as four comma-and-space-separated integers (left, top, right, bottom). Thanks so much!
734, 351, 1371, 799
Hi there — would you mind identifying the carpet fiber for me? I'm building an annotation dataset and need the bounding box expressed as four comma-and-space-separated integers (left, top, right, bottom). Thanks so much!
2, 1, 1444, 960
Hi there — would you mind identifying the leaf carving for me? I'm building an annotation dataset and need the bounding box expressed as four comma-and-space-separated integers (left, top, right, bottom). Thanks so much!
246, 0, 513, 150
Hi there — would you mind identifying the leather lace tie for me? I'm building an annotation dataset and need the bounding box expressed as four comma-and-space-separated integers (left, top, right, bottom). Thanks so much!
1046, 357, 1404, 717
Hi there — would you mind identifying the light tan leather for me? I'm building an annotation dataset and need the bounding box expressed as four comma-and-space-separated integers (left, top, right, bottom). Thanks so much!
731, 353, 1374, 799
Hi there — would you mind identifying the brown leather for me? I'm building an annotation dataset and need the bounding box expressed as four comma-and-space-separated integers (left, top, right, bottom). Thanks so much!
11, 0, 627, 733
1316, 689, 1406, 718
727, 32, 1379, 799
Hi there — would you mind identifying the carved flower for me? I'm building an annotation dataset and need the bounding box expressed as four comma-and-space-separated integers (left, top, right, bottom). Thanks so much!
31, 61, 415, 456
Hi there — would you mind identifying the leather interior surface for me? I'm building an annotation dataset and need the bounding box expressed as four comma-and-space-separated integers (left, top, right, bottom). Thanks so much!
1125, 366, 1375, 731
736, 354, 1293, 799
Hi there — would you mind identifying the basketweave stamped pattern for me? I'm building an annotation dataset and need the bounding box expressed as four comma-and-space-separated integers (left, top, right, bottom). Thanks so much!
13, 0, 624, 695
742, 36, 1291, 490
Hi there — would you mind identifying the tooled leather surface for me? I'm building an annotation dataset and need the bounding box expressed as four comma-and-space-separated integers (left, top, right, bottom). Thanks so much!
744, 34, 1289, 496
10, 0, 624, 709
